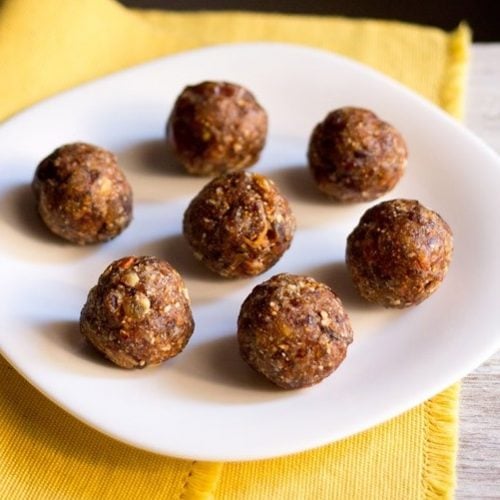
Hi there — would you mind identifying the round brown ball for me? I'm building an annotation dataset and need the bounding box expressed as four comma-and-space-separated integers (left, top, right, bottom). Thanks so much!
238, 273, 354, 389
308, 107, 407, 202
80, 256, 194, 368
346, 199, 453, 308
167, 81, 268, 176
183, 171, 296, 278
32, 142, 132, 244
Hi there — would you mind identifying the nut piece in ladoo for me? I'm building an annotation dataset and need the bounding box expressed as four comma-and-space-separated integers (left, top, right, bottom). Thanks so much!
238, 273, 354, 389
346, 199, 453, 308
80, 256, 194, 368
167, 81, 268, 176
183, 171, 296, 278
308, 107, 407, 202
32, 142, 132, 244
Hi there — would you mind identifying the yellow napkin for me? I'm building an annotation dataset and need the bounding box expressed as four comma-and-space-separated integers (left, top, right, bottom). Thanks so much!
0, 0, 469, 498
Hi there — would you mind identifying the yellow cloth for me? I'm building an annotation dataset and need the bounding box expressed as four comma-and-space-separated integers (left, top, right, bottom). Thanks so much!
0, 0, 470, 498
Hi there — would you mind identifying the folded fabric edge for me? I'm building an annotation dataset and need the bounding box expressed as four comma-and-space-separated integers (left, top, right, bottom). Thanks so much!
440, 22, 471, 119
423, 22, 469, 499
178, 461, 224, 500
422, 384, 460, 499
187, 386, 462, 500
139, 8, 448, 36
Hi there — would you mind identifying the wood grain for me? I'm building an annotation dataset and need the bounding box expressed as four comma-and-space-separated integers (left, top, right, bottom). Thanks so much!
457, 44, 500, 500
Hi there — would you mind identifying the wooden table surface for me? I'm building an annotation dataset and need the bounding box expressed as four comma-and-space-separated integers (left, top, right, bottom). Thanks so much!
457, 43, 500, 499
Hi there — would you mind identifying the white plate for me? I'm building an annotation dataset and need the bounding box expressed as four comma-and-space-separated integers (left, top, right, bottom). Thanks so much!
1, 43, 499, 462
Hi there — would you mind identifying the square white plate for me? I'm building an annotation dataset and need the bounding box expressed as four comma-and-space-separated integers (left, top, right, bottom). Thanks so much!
1, 43, 499, 461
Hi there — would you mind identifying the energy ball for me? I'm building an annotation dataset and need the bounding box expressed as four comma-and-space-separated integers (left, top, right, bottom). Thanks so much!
167, 81, 268, 176
183, 171, 296, 278
32, 142, 132, 244
238, 273, 354, 389
346, 199, 453, 308
308, 107, 407, 202
80, 256, 194, 368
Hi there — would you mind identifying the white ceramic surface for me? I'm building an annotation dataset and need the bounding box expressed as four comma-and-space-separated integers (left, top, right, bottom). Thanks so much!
1, 43, 499, 461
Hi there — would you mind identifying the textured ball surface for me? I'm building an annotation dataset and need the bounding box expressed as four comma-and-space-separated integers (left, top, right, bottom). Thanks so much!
167, 81, 268, 176
183, 171, 296, 278
80, 256, 194, 368
32, 142, 132, 244
308, 107, 407, 202
238, 273, 354, 389
346, 199, 453, 308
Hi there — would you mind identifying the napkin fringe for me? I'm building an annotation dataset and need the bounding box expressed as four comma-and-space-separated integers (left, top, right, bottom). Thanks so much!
440, 22, 471, 119
422, 385, 459, 499
179, 461, 223, 499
